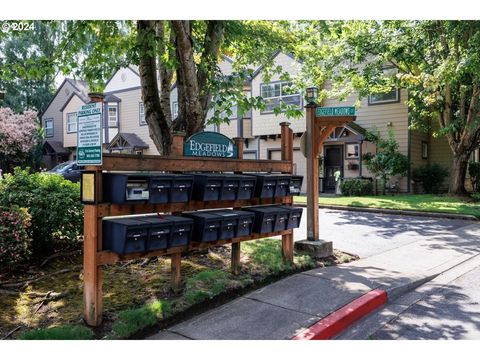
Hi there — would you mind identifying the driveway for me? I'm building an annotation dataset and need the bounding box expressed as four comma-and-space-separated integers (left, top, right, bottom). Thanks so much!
294, 208, 474, 258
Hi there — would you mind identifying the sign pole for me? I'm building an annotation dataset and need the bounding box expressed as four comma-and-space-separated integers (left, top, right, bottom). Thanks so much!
305, 104, 320, 241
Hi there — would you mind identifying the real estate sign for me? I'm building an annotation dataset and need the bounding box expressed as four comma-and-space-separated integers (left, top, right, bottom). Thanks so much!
183, 131, 238, 158
77, 102, 103, 165
316, 106, 356, 117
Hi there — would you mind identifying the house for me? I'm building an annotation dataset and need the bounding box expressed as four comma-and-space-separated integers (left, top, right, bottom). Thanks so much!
40, 53, 479, 193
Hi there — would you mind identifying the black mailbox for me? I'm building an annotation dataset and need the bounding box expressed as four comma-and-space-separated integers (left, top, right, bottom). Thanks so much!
138, 216, 173, 251
231, 174, 257, 200
209, 210, 239, 240
149, 174, 193, 204
182, 211, 222, 242
279, 206, 303, 229
103, 217, 149, 254
274, 175, 292, 197
169, 216, 194, 248
270, 206, 290, 231
253, 174, 277, 198
289, 175, 304, 195
220, 176, 239, 201
229, 210, 255, 237
192, 174, 223, 201
243, 206, 277, 234
103, 174, 150, 204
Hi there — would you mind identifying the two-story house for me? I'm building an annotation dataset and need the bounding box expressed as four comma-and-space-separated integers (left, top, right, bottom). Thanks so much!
41, 53, 479, 193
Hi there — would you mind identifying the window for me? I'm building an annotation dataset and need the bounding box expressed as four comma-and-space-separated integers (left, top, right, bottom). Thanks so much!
368, 67, 400, 105
139, 102, 146, 125
260, 81, 301, 113
345, 143, 359, 159
172, 101, 178, 119
67, 113, 77, 133
422, 141, 428, 159
44, 118, 53, 137
108, 104, 118, 127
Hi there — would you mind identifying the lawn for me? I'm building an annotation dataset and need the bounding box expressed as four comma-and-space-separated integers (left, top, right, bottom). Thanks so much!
294, 194, 480, 218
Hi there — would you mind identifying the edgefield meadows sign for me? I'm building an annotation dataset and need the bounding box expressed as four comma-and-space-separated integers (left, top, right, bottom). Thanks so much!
76, 102, 103, 165
183, 131, 238, 158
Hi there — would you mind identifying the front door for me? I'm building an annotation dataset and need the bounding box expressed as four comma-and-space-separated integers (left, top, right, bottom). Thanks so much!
324, 145, 343, 191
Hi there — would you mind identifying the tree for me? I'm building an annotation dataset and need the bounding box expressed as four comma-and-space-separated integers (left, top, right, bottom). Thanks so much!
0, 107, 39, 172
307, 21, 480, 195
48, 20, 296, 155
0, 21, 59, 113
363, 130, 410, 195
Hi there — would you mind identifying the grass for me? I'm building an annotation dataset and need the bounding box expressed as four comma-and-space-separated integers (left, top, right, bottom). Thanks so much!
294, 194, 480, 218
20, 325, 93, 340
2, 238, 354, 340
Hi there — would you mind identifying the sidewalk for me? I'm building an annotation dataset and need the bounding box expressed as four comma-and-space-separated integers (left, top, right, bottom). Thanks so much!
148, 219, 480, 340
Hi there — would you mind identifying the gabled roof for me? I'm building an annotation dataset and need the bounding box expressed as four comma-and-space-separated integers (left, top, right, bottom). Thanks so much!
39, 77, 90, 118
104, 94, 122, 102
103, 65, 141, 90
108, 133, 149, 151
250, 52, 302, 81
59, 92, 86, 112
43, 140, 70, 155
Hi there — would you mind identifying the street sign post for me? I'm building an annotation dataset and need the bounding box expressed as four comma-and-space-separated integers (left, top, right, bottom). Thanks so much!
77, 102, 103, 166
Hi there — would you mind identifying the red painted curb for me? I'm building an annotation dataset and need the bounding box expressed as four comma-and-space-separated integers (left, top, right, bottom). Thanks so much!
292, 289, 388, 340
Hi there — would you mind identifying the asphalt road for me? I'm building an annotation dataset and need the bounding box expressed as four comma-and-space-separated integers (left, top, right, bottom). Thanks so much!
371, 263, 480, 340
295, 208, 473, 258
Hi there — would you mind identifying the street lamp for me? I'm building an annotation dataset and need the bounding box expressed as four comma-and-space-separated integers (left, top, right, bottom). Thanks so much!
305, 86, 318, 105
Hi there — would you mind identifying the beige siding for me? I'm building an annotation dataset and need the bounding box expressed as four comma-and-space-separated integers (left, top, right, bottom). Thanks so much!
218, 120, 238, 139
104, 67, 140, 93
62, 94, 85, 148
115, 88, 160, 156
41, 81, 78, 143
251, 53, 304, 136
243, 119, 253, 139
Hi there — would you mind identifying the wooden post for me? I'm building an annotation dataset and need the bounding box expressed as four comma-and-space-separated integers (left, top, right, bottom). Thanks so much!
305, 105, 320, 241
170, 132, 185, 291
83, 93, 104, 326
170, 252, 182, 293
280, 122, 294, 263
172, 132, 186, 156
231, 138, 245, 275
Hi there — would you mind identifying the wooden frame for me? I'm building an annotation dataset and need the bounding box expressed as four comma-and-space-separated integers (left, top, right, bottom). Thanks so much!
83, 125, 295, 326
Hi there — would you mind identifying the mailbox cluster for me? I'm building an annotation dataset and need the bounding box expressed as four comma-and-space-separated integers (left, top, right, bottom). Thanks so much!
101, 172, 304, 255
103, 172, 303, 204
102, 205, 303, 254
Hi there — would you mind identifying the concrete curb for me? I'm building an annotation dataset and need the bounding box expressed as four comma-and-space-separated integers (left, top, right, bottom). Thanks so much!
292, 273, 440, 340
292, 289, 388, 340
294, 203, 478, 221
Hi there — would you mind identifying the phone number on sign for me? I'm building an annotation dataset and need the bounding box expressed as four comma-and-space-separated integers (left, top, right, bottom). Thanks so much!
2, 22, 35, 32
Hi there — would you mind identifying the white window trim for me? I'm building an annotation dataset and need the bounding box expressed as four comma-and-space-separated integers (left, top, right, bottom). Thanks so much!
139, 102, 146, 126
108, 104, 118, 128
44, 118, 54, 137
172, 101, 178, 119
368, 88, 400, 105
66, 113, 77, 133
345, 143, 360, 159
260, 81, 301, 114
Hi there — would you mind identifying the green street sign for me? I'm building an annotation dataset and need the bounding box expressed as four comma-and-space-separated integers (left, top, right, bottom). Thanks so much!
316, 106, 356, 117
77, 102, 103, 166
184, 131, 238, 158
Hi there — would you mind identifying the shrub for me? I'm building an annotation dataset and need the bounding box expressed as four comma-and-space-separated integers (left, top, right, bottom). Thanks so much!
0, 167, 83, 255
412, 163, 449, 194
340, 178, 374, 196
0, 206, 32, 269
468, 161, 480, 192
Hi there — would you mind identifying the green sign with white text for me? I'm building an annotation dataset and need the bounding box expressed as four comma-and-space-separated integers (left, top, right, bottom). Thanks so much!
316, 106, 356, 117
183, 131, 238, 158
77, 102, 103, 166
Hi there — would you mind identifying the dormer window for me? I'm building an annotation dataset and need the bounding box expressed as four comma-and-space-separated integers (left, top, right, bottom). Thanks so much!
260, 81, 301, 114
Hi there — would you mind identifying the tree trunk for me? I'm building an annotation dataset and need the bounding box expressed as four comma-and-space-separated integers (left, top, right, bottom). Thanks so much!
137, 20, 172, 155
449, 153, 470, 195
